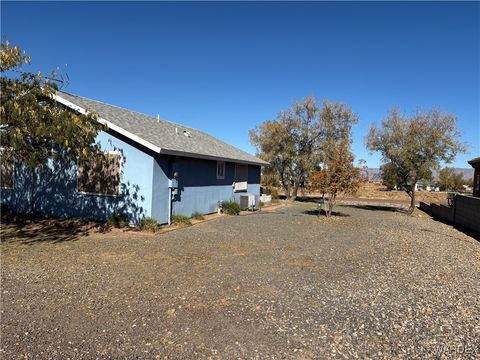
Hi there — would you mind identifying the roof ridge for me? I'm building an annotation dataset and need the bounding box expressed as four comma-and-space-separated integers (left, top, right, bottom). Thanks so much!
58, 90, 199, 132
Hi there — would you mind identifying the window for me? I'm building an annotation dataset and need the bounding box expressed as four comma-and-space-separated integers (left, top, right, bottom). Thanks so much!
234, 164, 248, 182
216, 161, 225, 179
77, 152, 121, 196
0, 161, 14, 189
234, 164, 248, 192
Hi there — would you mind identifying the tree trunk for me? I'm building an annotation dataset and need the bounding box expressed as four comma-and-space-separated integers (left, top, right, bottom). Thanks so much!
409, 186, 416, 214
290, 181, 300, 201
326, 191, 336, 217
283, 182, 291, 200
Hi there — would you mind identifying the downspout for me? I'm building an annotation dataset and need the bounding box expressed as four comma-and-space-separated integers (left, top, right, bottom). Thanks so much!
166, 158, 173, 226
168, 186, 172, 225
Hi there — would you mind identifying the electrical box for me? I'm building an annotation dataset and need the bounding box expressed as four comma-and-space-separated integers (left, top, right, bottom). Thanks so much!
168, 179, 178, 189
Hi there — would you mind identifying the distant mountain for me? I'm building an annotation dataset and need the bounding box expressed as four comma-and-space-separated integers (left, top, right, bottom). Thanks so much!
366, 168, 474, 182
366, 169, 383, 182
446, 168, 475, 180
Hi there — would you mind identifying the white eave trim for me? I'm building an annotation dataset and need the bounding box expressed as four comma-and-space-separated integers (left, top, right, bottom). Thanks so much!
159, 148, 269, 166
52, 93, 162, 154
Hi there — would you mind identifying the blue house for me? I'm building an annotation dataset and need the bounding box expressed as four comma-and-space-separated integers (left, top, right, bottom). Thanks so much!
0, 92, 268, 224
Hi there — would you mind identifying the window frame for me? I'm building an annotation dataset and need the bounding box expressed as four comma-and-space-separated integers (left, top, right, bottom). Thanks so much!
234, 163, 248, 182
233, 163, 249, 192
76, 150, 123, 197
0, 160, 15, 190
216, 161, 225, 180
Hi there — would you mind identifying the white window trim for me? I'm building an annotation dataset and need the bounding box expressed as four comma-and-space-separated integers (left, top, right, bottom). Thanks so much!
216, 161, 225, 180
76, 150, 123, 197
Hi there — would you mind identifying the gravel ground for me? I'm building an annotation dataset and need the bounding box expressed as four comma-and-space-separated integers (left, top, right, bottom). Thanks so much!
1, 204, 479, 359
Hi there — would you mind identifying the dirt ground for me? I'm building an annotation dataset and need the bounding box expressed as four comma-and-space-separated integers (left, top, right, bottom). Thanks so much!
1, 205, 479, 359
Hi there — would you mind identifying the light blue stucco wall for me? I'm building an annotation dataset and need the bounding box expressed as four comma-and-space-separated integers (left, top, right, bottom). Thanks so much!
154, 155, 261, 218
1, 131, 262, 224
0, 130, 154, 223
151, 157, 170, 224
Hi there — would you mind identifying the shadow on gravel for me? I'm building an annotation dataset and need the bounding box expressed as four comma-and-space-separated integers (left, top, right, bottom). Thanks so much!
301, 210, 350, 217
1, 214, 108, 245
279, 195, 324, 203
343, 204, 409, 214
424, 219, 480, 242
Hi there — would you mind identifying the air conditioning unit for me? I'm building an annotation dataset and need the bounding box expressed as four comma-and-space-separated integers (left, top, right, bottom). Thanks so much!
239, 194, 259, 211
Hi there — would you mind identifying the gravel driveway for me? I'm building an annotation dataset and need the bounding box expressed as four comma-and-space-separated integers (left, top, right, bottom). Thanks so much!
1, 204, 479, 359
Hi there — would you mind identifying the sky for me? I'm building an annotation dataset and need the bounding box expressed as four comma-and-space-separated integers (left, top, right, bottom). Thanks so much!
2, 1, 479, 168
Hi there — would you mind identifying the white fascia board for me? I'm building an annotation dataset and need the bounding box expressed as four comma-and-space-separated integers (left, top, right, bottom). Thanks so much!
160, 148, 269, 166
52, 93, 161, 154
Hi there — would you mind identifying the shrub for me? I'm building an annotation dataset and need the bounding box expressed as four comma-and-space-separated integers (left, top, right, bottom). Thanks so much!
271, 189, 279, 203
138, 217, 160, 232
108, 214, 128, 228
221, 200, 240, 215
191, 211, 204, 220
172, 214, 192, 226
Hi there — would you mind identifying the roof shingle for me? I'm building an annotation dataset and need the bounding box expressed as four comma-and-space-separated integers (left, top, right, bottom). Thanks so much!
56, 91, 268, 166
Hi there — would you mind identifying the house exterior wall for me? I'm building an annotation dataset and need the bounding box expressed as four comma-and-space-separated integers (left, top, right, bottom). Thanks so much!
473, 166, 480, 197
1, 131, 263, 224
0, 131, 154, 223
151, 157, 171, 224
150, 155, 261, 219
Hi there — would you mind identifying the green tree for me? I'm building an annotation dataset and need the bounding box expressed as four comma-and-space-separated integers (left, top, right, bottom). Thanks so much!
250, 97, 357, 200
0, 39, 103, 211
437, 167, 464, 192
260, 166, 280, 191
380, 162, 401, 190
366, 108, 465, 213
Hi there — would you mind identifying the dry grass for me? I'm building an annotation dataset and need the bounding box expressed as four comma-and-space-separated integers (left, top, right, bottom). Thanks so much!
286, 183, 451, 205
346, 182, 449, 204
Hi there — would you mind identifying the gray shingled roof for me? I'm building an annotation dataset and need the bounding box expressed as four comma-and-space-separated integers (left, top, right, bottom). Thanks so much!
57, 91, 268, 166
468, 157, 480, 165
